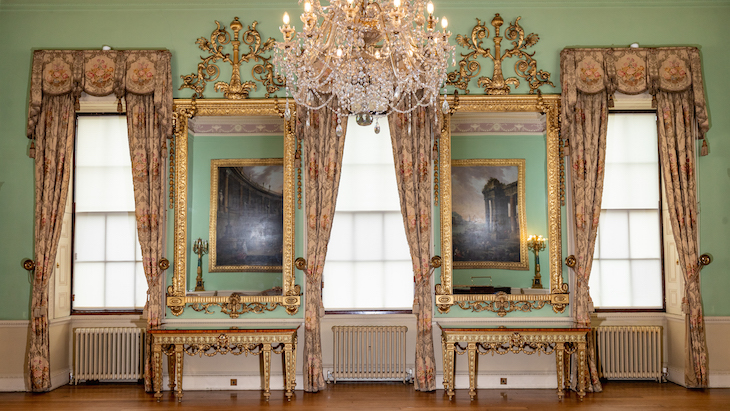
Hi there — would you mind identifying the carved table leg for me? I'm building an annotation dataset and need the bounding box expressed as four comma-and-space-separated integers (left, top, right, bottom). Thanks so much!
468, 342, 477, 400
174, 344, 184, 402
284, 341, 295, 401
444, 340, 455, 400
555, 342, 565, 400
153, 341, 163, 402
578, 342, 587, 401
165, 345, 176, 392
263, 343, 272, 401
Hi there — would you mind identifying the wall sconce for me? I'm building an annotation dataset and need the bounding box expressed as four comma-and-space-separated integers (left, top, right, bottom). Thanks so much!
527, 235, 547, 289
193, 238, 209, 291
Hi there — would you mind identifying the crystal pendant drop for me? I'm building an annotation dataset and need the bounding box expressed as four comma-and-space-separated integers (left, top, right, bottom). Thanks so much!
284, 106, 291, 121
336, 124, 343, 137
442, 99, 450, 114
374, 119, 381, 134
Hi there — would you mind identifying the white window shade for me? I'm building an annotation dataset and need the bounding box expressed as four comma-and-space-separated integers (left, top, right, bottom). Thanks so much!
589, 113, 663, 309
73, 116, 145, 310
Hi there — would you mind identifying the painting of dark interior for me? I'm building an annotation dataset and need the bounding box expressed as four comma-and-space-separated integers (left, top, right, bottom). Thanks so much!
213, 163, 284, 271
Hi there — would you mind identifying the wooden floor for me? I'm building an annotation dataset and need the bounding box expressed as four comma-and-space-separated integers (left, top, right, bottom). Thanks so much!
2, 381, 728, 410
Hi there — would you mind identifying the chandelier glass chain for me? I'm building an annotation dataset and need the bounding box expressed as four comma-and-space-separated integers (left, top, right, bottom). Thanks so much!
274, 0, 454, 125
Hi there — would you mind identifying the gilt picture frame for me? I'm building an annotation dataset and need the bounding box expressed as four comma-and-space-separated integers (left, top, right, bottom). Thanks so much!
209, 158, 284, 272
451, 158, 528, 270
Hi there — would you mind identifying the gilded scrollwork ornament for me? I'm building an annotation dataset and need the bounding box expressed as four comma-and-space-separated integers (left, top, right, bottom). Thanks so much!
447, 14, 554, 95
180, 18, 284, 99
455, 292, 548, 317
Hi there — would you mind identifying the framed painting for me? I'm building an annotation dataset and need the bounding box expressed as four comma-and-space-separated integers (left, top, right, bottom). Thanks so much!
209, 158, 284, 272
451, 158, 528, 270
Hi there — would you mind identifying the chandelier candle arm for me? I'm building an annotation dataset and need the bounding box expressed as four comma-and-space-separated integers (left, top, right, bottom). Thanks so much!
275, 0, 455, 118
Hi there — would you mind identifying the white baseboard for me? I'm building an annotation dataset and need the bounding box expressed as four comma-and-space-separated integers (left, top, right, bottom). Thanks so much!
0, 375, 25, 392
709, 371, 730, 388
0, 368, 70, 392
161, 373, 303, 391
434, 371, 557, 390
665, 367, 730, 388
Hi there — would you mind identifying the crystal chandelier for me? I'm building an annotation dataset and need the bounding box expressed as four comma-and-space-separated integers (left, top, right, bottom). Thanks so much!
274, 0, 454, 134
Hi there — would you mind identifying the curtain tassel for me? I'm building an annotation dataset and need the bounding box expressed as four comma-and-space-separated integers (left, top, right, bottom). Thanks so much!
563, 139, 571, 156
651, 94, 657, 109
74, 95, 80, 111
117, 97, 123, 113
28, 140, 36, 158
701, 138, 709, 156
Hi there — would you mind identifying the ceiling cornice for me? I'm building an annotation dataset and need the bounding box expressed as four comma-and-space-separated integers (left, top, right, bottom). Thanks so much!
3, 0, 729, 12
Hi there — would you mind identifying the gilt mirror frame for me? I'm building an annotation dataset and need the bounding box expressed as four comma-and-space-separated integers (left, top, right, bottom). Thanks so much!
166, 98, 300, 317
435, 94, 569, 315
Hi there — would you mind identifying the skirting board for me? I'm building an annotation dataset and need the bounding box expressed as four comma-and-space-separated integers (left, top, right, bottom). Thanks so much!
160, 374, 303, 391
161, 372, 555, 390
0, 368, 70, 392
667, 367, 730, 388
434, 371, 557, 390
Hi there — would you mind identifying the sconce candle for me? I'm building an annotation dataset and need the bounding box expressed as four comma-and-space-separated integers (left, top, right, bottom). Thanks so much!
527, 235, 547, 289
193, 238, 209, 291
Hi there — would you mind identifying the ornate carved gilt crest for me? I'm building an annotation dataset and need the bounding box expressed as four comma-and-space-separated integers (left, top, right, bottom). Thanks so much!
447, 14, 553, 95
180, 18, 284, 99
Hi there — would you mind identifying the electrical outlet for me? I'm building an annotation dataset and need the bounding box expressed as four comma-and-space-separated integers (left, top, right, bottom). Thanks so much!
500, 378, 507, 385
230, 379, 237, 386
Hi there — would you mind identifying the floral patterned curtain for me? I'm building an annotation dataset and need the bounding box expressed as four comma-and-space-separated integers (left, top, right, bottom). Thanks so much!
565, 90, 608, 394
388, 105, 436, 391
562, 47, 710, 389
657, 89, 708, 388
26, 50, 172, 392
299, 102, 347, 392
28, 93, 76, 392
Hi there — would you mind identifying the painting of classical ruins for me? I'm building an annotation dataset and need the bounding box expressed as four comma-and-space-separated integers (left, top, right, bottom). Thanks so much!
451, 159, 528, 270
209, 159, 284, 272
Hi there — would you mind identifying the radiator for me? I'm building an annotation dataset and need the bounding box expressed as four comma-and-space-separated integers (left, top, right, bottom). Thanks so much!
73, 327, 145, 384
592, 326, 663, 381
329, 326, 410, 383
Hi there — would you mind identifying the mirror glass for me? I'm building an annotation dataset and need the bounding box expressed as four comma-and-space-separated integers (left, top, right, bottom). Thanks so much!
186, 115, 284, 296
449, 111, 549, 293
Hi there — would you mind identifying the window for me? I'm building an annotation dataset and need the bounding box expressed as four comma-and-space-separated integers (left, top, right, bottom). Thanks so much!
72, 115, 147, 310
588, 113, 664, 310
322, 117, 414, 311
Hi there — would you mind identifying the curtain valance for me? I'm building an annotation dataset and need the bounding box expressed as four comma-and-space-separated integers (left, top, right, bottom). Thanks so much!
561, 47, 709, 138
27, 49, 173, 138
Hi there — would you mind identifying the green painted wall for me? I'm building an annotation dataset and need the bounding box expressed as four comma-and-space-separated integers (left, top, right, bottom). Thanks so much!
1, 1, 728, 320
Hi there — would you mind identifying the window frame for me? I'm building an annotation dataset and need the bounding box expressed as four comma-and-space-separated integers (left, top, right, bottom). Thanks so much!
592, 109, 667, 313
321, 117, 416, 315
70, 112, 144, 315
